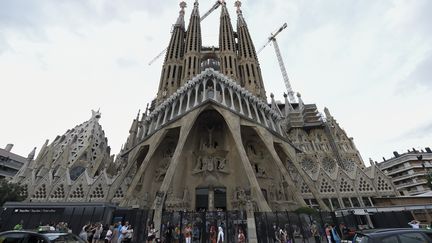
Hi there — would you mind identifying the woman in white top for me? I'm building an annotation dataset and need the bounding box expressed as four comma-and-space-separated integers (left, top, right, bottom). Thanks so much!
217, 226, 224, 243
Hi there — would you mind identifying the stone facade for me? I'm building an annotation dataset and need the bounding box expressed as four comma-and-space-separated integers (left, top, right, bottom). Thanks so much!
14, 0, 397, 217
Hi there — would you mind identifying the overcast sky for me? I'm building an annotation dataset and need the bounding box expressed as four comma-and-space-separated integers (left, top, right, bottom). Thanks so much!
1, 0, 431, 164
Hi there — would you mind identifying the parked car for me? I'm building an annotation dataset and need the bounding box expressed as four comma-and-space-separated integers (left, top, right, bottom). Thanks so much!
0, 230, 85, 243
353, 228, 432, 243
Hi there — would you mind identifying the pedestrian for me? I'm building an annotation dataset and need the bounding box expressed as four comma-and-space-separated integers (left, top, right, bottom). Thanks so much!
237, 228, 246, 243
192, 224, 200, 243
173, 224, 181, 243
79, 224, 90, 243
104, 225, 113, 243
209, 225, 217, 243
330, 224, 341, 243
325, 224, 332, 243
184, 224, 192, 243
408, 220, 420, 229
147, 223, 156, 243
111, 223, 119, 243
93, 223, 103, 243
119, 221, 129, 243
13, 220, 23, 230
311, 222, 320, 243
164, 222, 173, 243
217, 226, 224, 243
123, 225, 133, 243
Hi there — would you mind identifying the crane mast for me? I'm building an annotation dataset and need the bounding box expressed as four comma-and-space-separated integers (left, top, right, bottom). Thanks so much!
272, 39, 295, 102
257, 23, 296, 103
148, 1, 222, 66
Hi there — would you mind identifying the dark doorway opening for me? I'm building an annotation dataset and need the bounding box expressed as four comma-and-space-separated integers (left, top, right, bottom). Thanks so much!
196, 188, 209, 211
214, 187, 227, 210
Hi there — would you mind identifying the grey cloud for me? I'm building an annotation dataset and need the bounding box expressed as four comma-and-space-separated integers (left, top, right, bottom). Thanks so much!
0, 0, 172, 44
396, 121, 432, 140
406, 53, 432, 89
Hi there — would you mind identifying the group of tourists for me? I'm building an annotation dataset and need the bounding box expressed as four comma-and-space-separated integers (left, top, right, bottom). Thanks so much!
271, 221, 349, 243
79, 221, 133, 243
156, 222, 245, 243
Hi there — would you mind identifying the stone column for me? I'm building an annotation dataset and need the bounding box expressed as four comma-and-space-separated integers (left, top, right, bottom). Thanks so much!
246, 200, 258, 243
252, 127, 307, 208
151, 109, 200, 238
120, 130, 168, 207
208, 186, 215, 211
216, 107, 271, 212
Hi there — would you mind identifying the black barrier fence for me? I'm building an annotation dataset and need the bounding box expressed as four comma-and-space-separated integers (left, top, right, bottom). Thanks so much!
159, 210, 247, 243
255, 211, 336, 243
0, 202, 418, 243
255, 210, 415, 243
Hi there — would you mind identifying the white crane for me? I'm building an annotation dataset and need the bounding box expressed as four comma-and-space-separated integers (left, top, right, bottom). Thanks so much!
148, 1, 223, 66
257, 23, 296, 103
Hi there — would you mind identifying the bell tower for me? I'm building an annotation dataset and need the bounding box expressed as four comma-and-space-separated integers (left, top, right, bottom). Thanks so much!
235, 0, 267, 100
218, 0, 239, 82
181, 0, 202, 85
156, 1, 187, 105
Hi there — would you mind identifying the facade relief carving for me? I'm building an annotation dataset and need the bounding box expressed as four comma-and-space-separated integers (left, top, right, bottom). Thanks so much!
193, 122, 229, 175
231, 186, 251, 210
154, 145, 175, 181
165, 188, 190, 211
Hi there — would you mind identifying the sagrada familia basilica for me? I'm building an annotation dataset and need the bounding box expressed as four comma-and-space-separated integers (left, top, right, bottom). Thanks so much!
13, 0, 397, 220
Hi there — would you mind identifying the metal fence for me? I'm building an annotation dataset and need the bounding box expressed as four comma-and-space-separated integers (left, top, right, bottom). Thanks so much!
159, 210, 247, 243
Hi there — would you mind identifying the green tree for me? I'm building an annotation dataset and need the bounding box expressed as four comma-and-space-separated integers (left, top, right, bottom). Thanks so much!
0, 179, 26, 206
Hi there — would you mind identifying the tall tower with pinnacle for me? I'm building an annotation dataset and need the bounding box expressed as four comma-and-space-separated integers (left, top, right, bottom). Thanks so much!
235, 0, 267, 100
181, 0, 202, 84
156, 2, 187, 105
218, 0, 239, 82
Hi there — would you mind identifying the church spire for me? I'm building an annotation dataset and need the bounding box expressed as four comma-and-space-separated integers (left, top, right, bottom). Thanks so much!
181, 0, 202, 84
235, 0, 267, 100
156, 2, 187, 105
219, 1, 239, 82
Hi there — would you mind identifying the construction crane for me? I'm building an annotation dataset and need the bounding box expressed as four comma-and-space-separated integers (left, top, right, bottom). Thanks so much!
257, 23, 296, 103
148, 1, 223, 66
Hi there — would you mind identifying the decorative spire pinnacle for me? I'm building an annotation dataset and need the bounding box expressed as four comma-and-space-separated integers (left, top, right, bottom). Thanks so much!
27, 147, 36, 161
235, 0, 242, 13
297, 92, 304, 108
176, 1, 187, 27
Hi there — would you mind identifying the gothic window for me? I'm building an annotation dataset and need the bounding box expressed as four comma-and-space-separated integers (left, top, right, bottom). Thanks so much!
32, 184, 47, 199
377, 177, 392, 191
322, 158, 336, 173
90, 184, 105, 199
114, 187, 124, 199
70, 184, 85, 199
70, 166, 85, 181
319, 178, 335, 193
358, 178, 374, 192
301, 182, 311, 194
20, 184, 28, 198
339, 178, 354, 193
51, 184, 65, 199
